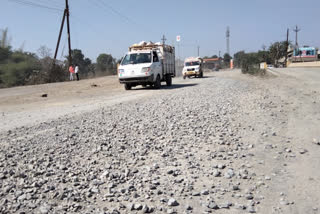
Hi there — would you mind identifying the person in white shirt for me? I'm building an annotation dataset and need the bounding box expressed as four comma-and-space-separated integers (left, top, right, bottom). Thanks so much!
75, 64, 80, 81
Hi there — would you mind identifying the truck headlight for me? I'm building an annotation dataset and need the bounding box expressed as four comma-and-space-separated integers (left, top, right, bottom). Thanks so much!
141, 67, 151, 73
118, 69, 124, 74
195, 67, 199, 71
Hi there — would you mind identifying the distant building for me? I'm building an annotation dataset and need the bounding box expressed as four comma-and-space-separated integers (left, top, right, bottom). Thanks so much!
202, 58, 223, 70
290, 46, 318, 62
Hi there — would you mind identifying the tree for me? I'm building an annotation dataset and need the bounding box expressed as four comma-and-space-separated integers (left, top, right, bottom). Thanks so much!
37, 45, 52, 58
233, 51, 246, 68
96, 53, 116, 75
0, 28, 11, 49
69, 49, 94, 77
0, 51, 40, 87
269, 41, 289, 66
223, 53, 232, 67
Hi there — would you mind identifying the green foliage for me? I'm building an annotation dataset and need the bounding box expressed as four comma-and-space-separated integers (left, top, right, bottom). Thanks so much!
0, 28, 119, 87
69, 49, 94, 77
223, 53, 232, 68
0, 28, 11, 49
233, 51, 246, 68
268, 41, 288, 66
240, 53, 265, 75
0, 47, 11, 63
0, 52, 40, 87
96, 53, 116, 75
234, 51, 266, 75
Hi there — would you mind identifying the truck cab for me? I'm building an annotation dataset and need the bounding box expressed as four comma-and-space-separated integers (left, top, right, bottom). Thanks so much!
118, 42, 175, 90
182, 57, 203, 79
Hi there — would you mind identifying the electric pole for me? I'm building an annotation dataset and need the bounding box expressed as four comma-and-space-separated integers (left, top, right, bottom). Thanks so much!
161, 35, 167, 45
284, 28, 289, 67
65, 0, 72, 66
53, 0, 72, 66
293, 25, 300, 48
197, 45, 200, 57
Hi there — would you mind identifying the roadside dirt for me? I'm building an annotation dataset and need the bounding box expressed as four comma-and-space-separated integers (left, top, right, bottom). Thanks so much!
0, 75, 194, 132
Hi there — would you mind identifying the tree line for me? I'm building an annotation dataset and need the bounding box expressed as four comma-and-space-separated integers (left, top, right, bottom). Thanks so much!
0, 28, 118, 88
233, 41, 289, 74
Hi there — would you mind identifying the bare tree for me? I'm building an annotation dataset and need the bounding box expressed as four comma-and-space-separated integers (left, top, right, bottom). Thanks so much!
37, 45, 52, 58
0, 28, 12, 48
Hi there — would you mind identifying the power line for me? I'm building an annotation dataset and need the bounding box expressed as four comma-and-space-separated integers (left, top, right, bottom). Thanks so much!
36, 0, 64, 10
87, 0, 161, 36
94, 0, 136, 24
7, 0, 63, 12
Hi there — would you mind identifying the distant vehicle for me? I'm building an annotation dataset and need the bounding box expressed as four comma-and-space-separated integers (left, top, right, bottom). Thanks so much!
267, 64, 273, 68
182, 57, 203, 79
118, 41, 175, 90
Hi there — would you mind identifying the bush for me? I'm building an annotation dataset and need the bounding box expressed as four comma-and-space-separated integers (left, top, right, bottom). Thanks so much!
0, 56, 40, 87
241, 54, 266, 76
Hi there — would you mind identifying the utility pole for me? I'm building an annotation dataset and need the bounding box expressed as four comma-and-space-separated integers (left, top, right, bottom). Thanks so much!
219, 50, 221, 58
53, 0, 72, 66
284, 28, 289, 67
53, 9, 66, 62
293, 25, 300, 48
161, 35, 167, 45
197, 45, 200, 57
65, 0, 72, 66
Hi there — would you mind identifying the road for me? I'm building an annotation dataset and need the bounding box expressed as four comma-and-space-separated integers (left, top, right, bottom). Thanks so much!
0, 68, 319, 214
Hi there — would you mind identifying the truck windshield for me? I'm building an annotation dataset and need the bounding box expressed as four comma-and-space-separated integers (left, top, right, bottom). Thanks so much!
185, 61, 200, 66
121, 53, 151, 65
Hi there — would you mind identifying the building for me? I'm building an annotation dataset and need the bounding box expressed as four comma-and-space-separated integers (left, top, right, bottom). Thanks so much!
291, 46, 318, 62
202, 58, 223, 70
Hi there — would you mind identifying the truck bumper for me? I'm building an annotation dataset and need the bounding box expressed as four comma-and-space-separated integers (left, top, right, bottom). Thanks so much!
184, 71, 200, 76
119, 74, 154, 84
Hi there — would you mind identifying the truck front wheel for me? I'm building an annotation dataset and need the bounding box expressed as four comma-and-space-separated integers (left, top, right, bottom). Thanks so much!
124, 83, 132, 90
166, 75, 172, 86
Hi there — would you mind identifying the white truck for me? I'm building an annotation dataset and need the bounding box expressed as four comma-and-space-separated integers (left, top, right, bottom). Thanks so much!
118, 41, 175, 90
182, 57, 203, 79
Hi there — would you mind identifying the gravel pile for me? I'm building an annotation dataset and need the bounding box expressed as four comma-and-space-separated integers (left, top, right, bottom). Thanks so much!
0, 77, 271, 213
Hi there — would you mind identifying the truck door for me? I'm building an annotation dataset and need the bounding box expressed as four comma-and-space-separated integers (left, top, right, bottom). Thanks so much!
152, 51, 162, 78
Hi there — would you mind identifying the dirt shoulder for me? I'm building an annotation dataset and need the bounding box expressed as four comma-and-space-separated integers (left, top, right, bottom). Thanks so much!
0, 74, 197, 132
216, 68, 320, 213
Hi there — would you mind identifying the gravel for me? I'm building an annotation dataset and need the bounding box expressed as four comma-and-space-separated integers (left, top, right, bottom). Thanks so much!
1, 72, 317, 213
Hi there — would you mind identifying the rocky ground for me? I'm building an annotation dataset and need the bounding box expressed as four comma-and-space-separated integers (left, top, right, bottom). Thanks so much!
0, 69, 319, 214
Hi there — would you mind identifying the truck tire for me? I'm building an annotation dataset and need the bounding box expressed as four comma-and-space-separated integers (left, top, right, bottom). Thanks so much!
199, 71, 203, 78
124, 83, 132, 90
154, 75, 161, 89
166, 75, 172, 86
183, 75, 186, 80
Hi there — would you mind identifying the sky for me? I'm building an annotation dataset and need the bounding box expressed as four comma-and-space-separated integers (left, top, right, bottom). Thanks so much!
1, 0, 320, 61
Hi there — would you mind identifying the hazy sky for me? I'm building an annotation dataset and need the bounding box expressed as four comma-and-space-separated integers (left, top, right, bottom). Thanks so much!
1, 0, 319, 61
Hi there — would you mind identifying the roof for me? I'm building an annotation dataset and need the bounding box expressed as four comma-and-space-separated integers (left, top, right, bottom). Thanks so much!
203, 58, 221, 62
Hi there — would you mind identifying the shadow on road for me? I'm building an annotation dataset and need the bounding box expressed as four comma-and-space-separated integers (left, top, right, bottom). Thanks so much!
161, 83, 198, 90
133, 83, 198, 90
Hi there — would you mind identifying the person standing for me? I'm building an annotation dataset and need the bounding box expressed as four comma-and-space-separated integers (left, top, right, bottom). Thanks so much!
69, 64, 74, 81
75, 64, 80, 81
